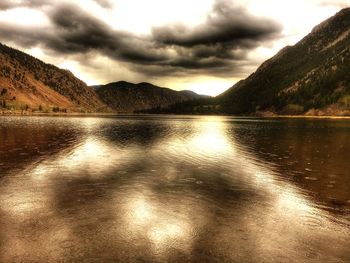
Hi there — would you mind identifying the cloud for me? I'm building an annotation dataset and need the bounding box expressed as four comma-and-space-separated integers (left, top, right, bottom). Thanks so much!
0, 3, 168, 62
0, 0, 282, 79
0, 0, 12, 10
0, 0, 49, 10
47, 4, 171, 64
153, 1, 280, 47
150, 0, 281, 72
312, 0, 349, 8
92, 0, 113, 8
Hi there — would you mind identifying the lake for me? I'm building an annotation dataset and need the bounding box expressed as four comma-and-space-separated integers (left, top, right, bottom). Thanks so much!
0, 115, 349, 262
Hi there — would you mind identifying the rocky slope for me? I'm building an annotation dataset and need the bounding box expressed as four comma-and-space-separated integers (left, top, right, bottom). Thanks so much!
0, 43, 107, 112
220, 8, 350, 116
95, 81, 206, 113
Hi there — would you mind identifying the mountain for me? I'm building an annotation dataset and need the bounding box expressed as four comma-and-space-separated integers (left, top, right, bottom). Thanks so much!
90, 85, 102, 91
0, 43, 107, 113
95, 81, 207, 113
220, 8, 350, 116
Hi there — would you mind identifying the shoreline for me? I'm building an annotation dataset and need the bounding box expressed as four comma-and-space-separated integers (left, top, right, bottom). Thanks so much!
1, 111, 350, 119
0, 111, 117, 117
266, 115, 350, 120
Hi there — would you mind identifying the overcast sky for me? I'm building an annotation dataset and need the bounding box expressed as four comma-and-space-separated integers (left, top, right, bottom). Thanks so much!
0, 0, 349, 95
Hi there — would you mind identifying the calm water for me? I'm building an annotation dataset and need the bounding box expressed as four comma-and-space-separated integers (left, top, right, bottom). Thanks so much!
0, 115, 349, 262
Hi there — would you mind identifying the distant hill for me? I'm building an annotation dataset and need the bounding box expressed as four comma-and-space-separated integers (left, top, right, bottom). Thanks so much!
90, 85, 102, 91
95, 81, 208, 113
0, 42, 206, 114
0, 43, 107, 113
220, 8, 350, 116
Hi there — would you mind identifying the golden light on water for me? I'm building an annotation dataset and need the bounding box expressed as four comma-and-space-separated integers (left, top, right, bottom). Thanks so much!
81, 117, 104, 130
165, 117, 235, 159
24, 136, 130, 182
190, 119, 234, 155
249, 161, 316, 216
55, 138, 114, 173
0, 190, 47, 215
31, 165, 50, 181
276, 190, 316, 215
77, 138, 105, 157
124, 193, 192, 253
130, 198, 153, 225
148, 222, 188, 252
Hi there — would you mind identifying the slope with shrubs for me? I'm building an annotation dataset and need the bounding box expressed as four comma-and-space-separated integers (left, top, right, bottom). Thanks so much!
0, 43, 107, 112
220, 8, 350, 116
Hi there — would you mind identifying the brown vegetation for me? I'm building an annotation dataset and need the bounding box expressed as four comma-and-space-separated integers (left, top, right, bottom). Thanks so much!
0, 43, 108, 113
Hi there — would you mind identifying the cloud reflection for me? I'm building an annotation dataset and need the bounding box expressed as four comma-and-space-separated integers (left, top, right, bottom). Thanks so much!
123, 192, 193, 255
0, 116, 349, 262
129, 197, 153, 225
28, 136, 139, 179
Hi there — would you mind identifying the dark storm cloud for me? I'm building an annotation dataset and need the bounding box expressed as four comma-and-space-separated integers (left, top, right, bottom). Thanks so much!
152, 1, 280, 48
0, 0, 12, 10
0, 0, 281, 78
0, 3, 169, 64
46, 5, 169, 63
148, 0, 281, 73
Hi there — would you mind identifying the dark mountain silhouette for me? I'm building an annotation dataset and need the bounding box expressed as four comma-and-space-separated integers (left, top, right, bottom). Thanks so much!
95, 81, 207, 113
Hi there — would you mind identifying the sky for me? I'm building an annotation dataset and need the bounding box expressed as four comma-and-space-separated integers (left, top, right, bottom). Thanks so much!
0, 0, 349, 96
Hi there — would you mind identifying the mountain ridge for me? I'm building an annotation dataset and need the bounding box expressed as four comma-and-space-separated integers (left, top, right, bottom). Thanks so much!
0, 43, 108, 112
0, 42, 205, 114
219, 7, 350, 116
95, 81, 208, 113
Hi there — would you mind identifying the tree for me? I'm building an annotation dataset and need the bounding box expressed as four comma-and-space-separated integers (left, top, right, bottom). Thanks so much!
0, 88, 7, 96
52, 106, 60, 112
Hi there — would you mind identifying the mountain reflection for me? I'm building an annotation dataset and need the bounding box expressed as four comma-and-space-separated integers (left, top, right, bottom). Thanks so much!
0, 116, 349, 262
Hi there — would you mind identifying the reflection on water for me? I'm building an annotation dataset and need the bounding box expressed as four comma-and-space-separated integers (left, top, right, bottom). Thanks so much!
0, 116, 349, 262
124, 192, 193, 256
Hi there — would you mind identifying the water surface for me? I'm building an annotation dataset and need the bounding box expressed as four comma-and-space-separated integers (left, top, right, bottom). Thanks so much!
0, 116, 349, 262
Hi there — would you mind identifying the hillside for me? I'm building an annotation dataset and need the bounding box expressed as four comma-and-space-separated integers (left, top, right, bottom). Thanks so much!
0, 43, 107, 113
220, 8, 350, 116
95, 81, 207, 113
